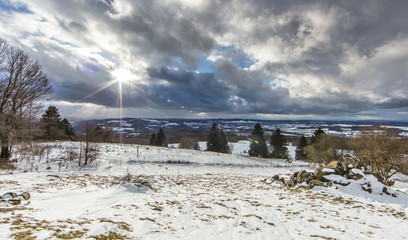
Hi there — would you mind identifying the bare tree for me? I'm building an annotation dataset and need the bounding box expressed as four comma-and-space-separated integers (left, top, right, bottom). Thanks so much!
180, 136, 200, 150
78, 123, 99, 166
0, 39, 52, 161
304, 133, 338, 166
350, 127, 407, 186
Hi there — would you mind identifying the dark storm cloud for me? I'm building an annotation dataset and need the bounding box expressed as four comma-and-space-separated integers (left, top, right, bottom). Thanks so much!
0, 0, 407, 120
106, 1, 215, 69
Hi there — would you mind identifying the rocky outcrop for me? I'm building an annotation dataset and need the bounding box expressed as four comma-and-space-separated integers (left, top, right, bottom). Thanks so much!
265, 160, 399, 198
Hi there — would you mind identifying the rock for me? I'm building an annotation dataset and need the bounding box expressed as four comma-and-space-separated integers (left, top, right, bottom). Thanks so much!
321, 168, 336, 175
351, 168, 365, 176
287, 180, 295, 187
348, 173, 364, 180
334, 162, 349, 176
347, 164, 354, 169
362, 182, 372, 193
289, 171, 299, 186
324, 175, 350, 186
326, 161, 338, 169
382, 187, 390, 195
272, 174, 280, 181
296, 170, 306, 180
20, 192, 30, 200
2, 192, 17, 199
279, 177, 285, 185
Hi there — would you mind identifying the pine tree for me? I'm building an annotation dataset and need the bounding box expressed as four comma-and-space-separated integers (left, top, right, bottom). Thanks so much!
149, 133, 156, 145
206, 123, 230, 153
61, 118, 76, 140
40, 106, 76, 140
295, 135, 308, 160
41, 105, 61, 124
154, 128, 167, 147
270, 128, 288, 158
249, 123, 268, 158
207, 123, 220, 152
219, 130, 230, 153
311, 128, 325, 144
40, 106, 63, 140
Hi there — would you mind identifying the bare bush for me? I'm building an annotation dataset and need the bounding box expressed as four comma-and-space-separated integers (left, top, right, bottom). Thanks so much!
179, 136, 199, 150
15, 142, 50, 164
78, 123, 100, 166
305, 134, 338, 166
350, 127, 406, 186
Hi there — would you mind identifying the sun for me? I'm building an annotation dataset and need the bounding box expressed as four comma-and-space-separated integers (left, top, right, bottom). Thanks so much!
111, 68, 135, 83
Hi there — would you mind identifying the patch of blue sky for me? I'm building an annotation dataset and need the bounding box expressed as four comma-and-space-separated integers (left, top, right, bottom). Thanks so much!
0, 0, 33, 14
20, 31, 45, 40
169, 55, 215, 73
219, 45, 258, 69
80, 61, 100, 74
98, 52, 117, 65
50, 37, 77, 47
196, 56, 214, 73
169, 56, 187, 70
262, 77, 287, 87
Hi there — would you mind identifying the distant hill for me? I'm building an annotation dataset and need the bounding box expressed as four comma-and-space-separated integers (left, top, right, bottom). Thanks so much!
72, 118, 408, 138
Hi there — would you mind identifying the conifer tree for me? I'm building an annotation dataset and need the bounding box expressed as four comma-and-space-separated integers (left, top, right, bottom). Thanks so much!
295, 135, 308, 160
61, 118, 76, 140
270, 128, 288, 158
219, 130, 230, 153
206, 123, 230, 153
40, 106, 76, 140
311, 128, 325, 144
249, 123, 268, 158
207, 123, 220, 152
154, 128, 167, 147
149, 133, 156, 146
40, 106, 63, 140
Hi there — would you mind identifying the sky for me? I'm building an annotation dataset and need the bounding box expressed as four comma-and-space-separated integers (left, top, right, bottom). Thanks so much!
0, 0, 408, 121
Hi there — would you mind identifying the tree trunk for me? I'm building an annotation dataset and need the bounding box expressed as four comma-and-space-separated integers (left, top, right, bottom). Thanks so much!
84, 142, 89, 166
0, 133, 11, 161
0, 145, 10, 159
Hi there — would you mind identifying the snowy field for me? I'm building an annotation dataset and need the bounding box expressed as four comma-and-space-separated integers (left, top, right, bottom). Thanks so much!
1, 142, 407, 239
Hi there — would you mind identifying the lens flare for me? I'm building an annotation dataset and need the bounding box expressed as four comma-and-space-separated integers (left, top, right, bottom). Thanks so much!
79, 67, 196, 143
112, 68, 134, 83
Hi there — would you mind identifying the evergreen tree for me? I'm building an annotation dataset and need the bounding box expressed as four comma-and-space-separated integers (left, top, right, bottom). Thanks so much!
149, 133, 156, 145
206, 123, 230, 153
219, 130, 230, 153
249, 123, 268, 158
61, 118, 76, 140
311, 128, 325, 144
270, 128, 288, 158
40, 106, 76, 140
40, 106, 63, 140
295, 135, 308, 160
207, 123, 220, 152
154, 128, 167, 147
41, 105, 61, 124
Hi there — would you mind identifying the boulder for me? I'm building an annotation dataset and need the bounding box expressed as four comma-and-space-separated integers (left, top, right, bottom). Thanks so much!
347, 168, 364, 180
325, 161, 338, 169
362, 182, 372, 193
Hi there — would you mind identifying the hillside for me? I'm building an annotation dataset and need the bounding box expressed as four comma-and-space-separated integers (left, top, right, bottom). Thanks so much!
0, 142, 407, 239
72, 118, 408, 138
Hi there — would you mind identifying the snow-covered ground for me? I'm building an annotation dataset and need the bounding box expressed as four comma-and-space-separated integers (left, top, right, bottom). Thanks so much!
0, 142, 407, 239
